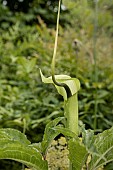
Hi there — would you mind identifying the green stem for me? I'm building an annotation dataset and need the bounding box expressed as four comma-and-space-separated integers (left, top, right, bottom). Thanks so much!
65, 94, 79, 170
65, 94, 78, 135
93, 0, 98, 131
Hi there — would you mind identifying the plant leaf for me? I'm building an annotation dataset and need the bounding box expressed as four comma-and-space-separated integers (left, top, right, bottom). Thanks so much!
40, 69, 80, 100
0, 128, 48, 170
52, 126, 76, 138
82, 128, 97, 154
41, 117, 65, 155
68, 139, 88, 170
89, 126, 113, 170
0, 128, 30, 145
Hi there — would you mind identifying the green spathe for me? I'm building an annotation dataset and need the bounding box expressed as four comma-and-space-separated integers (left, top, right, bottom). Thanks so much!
40, 69, 80, 101
40, 69, 80, 135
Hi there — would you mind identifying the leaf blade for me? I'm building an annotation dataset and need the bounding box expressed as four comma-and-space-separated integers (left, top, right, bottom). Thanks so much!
41, 117, 64, 155
89, 127, 113, 170
0, 129, 48, 170
68, 139, 88, 170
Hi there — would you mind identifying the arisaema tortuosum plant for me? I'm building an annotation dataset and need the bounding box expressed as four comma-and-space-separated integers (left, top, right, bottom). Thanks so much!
40, 0, 81, 169
0, 1, 113, 170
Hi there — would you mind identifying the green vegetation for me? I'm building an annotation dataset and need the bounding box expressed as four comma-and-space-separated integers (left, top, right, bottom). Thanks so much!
0, 0, 113, 169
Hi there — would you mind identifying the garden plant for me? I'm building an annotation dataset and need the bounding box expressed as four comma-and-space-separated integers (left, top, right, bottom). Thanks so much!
0, 0, 113, 170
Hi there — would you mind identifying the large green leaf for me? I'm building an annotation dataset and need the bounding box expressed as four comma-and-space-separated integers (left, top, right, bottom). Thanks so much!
0, 128, 48, 170
89, 127, 113, 170
68, 139, 88, 170
40, 69, 80, 101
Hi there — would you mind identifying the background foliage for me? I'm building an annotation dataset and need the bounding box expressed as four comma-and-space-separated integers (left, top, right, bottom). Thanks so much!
0, 0, 113, 169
